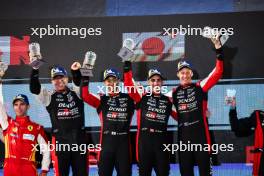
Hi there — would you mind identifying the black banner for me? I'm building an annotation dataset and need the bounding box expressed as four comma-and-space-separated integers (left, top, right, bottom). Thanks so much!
0, 11, 263, 81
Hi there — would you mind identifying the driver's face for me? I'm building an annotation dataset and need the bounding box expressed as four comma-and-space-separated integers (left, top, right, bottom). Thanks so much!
147, 75, 163, 94
52, 76, 68, 92
104, 76, 119, 94
177, 68, 193, 86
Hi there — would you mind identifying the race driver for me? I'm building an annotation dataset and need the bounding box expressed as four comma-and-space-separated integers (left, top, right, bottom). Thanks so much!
0, 73, 50, 176
228, 97, 264, 176
29, 65, 88, 176
71, 61, 135, 176
170, 36, 223, 176
123, 61, 178, 176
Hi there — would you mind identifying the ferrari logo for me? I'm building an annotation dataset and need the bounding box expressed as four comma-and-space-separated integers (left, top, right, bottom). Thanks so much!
12, 127, 18, 133
27, 125, 33, 131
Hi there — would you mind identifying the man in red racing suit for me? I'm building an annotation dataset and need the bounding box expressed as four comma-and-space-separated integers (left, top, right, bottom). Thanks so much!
0, 82, 50, 176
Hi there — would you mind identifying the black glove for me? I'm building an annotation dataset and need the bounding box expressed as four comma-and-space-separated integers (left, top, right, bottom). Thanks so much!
30, 69, 41, 94
215, 48, 223, 61
123, 61, 132, 73
71, 69, 82, 86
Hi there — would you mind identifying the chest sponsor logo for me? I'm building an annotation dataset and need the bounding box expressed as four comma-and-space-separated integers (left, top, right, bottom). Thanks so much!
57, 94, 63, 98
107, 112, 118, 118
57, 107, 79, 117
159, 104, 167, 109
148, 106, 166, 113
148, 97, 157, 103
9, 133, 18, 138
187, 87, 195, 93
146, 111, 157, 119
108, 107, 127, 112
178, 96, 195, 104
119, 103, 128, 107
187, 91, 195, 98
23, 134, 35, 141
177, 90, 184, 95
56, 98, 64, 102
179, 104, 187, 110
58, 101, 76, 108
159, 99, 168, 104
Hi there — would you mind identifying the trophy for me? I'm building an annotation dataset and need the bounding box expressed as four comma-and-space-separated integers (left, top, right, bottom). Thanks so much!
225, 89, 236, 105
117, 38, 135, 62
80, 51, 97, 77
202, 26, 229, 45
0, 55, 8, 79
29, 42, 45, 69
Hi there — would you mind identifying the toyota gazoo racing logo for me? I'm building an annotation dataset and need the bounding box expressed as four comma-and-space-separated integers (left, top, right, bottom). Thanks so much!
146, 111, 157, 119
179, 104, 187, 110
107, 112, 119, 118
57, 108, 79, 117
57, 109, 71, 116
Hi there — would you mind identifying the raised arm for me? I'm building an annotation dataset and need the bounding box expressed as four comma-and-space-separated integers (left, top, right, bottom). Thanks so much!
30, 69, 52, 107
199, 48, 224, 92
71, 62, 101, 109
123, 61, 143, 103
0, 81, 8, 130
80, 75, 101, 109
229, 108, 256, 137
70, 62, 83, 99
226, 97, 255, 137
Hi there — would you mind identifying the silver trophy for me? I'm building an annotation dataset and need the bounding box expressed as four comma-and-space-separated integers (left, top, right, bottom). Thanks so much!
80, 51, 97, 77
117, 38, 135, 62
29, 42, 45, 69
202, 26, 229, 45
0, 55, 8, 79
225, 89, 236, 104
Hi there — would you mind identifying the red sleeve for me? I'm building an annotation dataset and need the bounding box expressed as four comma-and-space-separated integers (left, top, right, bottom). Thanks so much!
81, 85, 101, 109
170, 110, 178, 121
168, 95, 178, 121
199, 59, 223, 92
123, 70, 142, 103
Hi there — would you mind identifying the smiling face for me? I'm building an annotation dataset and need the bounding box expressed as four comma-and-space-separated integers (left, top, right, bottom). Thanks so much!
13, 100, 29, 117
51, 76, 68, 92
147, 75, 163, 95
177, 68, 193, 86
104, 76, 120, 94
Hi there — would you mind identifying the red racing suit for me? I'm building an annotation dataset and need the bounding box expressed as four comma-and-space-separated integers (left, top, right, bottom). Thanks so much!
123, 61, 178, 176
0, 103, 50, 176
171, 49, 223, 176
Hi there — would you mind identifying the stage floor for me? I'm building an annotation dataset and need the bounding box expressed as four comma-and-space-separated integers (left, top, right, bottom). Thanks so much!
0, 163, 253, 175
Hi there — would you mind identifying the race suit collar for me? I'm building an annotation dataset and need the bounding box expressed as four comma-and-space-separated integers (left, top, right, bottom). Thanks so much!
109, 92, 120, 97
15, 116, 30, 124
180, 82, 193, 88
55, 86, 70, 94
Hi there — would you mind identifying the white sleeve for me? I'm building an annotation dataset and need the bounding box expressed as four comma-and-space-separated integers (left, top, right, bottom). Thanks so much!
71, 83, 81, 99
0, 83, 8, 130
35, 88, 52, 107
0, 128, 4, 143
37, 133, 50, 171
